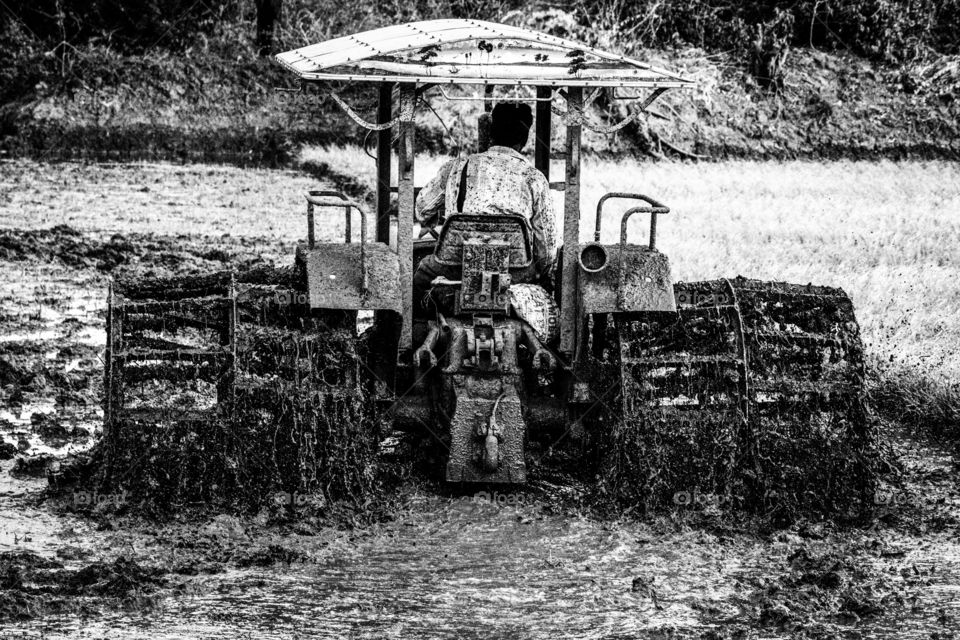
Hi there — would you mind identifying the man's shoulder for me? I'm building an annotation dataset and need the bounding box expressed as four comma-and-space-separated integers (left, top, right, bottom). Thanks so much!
440, 155, 465, 171
482, 148, 545, 177
436, 156, 465, 182
521, 163, 550, 191
478, 146, 530, 167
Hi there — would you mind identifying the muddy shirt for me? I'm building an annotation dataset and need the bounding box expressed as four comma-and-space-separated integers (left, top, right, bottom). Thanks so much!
415, 146, 557, 276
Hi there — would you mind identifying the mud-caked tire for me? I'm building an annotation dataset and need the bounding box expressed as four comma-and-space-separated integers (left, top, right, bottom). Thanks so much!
590, 277, 879, 518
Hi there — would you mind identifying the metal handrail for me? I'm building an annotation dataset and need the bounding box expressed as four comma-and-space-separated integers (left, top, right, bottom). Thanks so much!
304, 190, 370, 292
595, 191, 669, 244
614, 198, 670, 311
619, 201, 669, 251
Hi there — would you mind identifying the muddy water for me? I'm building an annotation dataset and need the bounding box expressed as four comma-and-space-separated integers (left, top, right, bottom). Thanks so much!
7, 484, 960, 640
149, 506, 739, 639
12, 498, 759, 639
0, 460, 97, 563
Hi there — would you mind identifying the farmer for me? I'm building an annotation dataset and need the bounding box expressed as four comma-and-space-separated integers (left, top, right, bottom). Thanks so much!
412, 102, 557, 313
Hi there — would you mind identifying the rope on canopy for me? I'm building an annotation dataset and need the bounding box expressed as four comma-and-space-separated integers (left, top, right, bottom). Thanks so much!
328, 91, 416, 131
553, 87, 669, 133
327, 84, 668, 134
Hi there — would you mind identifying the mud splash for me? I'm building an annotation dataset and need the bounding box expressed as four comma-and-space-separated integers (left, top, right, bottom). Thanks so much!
0, 551, 166, 624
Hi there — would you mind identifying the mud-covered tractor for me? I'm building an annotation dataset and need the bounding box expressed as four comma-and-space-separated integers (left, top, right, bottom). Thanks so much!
102, 21, 866, 501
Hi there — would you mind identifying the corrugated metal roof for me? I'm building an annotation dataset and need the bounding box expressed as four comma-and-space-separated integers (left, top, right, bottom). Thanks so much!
276, 19, 692, 88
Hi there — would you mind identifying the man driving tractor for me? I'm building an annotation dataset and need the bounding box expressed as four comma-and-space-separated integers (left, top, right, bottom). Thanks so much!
412, 102, 557, 315
102, 20, 867, 490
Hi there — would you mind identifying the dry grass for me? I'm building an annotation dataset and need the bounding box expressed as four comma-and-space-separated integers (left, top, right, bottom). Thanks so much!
585, 158, 960, 382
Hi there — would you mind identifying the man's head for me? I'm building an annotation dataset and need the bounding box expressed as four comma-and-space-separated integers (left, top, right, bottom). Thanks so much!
490, 102, 534, 150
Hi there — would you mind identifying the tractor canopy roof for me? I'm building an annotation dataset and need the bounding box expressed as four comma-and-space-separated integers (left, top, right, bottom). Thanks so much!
275, 19, 692, 88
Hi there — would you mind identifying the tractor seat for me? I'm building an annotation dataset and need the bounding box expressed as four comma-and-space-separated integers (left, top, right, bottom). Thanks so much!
426, 213, 537, 315
433, 213, 533, 269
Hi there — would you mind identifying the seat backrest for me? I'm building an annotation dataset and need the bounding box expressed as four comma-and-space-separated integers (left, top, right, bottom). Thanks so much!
434, 214, 533, 268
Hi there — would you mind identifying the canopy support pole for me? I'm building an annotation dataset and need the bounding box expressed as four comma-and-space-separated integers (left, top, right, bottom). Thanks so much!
478, 84, 495, 152
559, 86, 582, 358
376, 82, 394, 244
534, 86, 551, 180
396, 83, 416, 353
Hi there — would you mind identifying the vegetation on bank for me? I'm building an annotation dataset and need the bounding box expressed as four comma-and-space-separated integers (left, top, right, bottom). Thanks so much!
5, 0, 959, 65
1, 0, 958, 160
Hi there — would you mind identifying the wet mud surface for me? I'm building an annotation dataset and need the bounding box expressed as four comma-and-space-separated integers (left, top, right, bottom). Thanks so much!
4, 473, 959, 639
0, 162, 957, 639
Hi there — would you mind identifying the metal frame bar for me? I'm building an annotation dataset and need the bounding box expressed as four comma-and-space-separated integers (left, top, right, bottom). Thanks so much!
305, 191, 370, 292
374, 83, 395, 342
376, 82, 394, 244
534, 86, 552, 180
296, 73, 691, 89
613, 86, 670, 104
396, 83, 417, 351
618, 203, 668, 251
435, 86, 560, 102
477, 84, 495, 153
559, 86, 582, 357
306, 189, 356, 245
595, 192, 669, 244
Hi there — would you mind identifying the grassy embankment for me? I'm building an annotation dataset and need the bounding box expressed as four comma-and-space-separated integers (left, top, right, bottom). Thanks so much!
2, 2, 958, 162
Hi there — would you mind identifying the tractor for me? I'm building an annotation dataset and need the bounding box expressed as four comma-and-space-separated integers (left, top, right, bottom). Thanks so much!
102, 20, 865, 494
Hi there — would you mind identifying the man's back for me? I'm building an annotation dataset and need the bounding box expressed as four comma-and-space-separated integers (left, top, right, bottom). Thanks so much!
416, 145, 556, 276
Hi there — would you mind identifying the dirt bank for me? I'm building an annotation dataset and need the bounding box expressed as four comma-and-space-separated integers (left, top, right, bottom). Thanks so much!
2, 32, 957, 164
